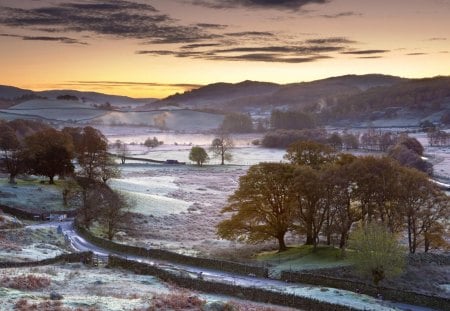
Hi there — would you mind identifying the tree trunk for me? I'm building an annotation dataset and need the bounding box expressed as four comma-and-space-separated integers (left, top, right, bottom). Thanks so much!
424, 235, 430, 252
305, 221, 314, 245
325, 210, 331, 245
8, 174, 16, 184
339, 232, 347, 249
277, 234, 287, 252
221, 154, 225, 165
407, 217, 414, 253
49, 175, 54, 184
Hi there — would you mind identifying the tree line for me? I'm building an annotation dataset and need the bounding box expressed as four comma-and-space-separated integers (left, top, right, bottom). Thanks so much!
217, 141, 449, 253
262, 128, 432, 174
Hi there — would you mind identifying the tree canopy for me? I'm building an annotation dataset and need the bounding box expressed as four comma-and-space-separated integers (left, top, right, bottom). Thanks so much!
189, 146, 209, 166
217, 163, 296, 252
23, 129, 74, 184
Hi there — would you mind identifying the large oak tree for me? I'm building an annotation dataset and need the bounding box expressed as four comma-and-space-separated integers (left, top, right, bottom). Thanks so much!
218, 163, 295, 252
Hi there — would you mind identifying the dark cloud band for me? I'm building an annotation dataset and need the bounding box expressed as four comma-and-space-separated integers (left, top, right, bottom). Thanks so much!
188, 0, 329, 10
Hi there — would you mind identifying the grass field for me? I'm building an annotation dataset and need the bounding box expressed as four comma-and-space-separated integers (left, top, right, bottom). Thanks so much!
257, 245, 351, 275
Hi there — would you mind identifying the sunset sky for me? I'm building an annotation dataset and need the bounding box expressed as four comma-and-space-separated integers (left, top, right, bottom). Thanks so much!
0, 0, 449, 98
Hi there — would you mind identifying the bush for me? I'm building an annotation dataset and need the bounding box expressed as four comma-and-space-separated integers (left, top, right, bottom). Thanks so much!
148, 292, 204, 310
1, 274, 51, 290
14, 299, 96, 311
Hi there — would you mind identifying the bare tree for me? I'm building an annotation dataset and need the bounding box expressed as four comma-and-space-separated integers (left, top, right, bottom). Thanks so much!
210, 132, 234, 165
100, 191, 131, 240
114, 140, 129, 164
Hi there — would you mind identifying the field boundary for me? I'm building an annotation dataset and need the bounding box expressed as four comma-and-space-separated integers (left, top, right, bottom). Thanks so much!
75, 222, 269, 278
0, 252, 93, 269
0, 204, 77, 221
108, 255, 356, 311
280, 270, 450, 310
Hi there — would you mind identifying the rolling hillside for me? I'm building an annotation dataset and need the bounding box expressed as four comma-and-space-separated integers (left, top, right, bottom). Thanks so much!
1, 74, 449, 129
148, 74, 404, 112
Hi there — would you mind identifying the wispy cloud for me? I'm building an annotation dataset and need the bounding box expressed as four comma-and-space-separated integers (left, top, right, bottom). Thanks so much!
406, 52, 427, 56
187, 0, 329, 10
320, 11, 362, 18
342, 49, 390, 55
427, 37, 447, 41
357, 56, 383, 59
64, 81, 203, 89
195, 23, 228, 29
305, 37, 357, 44
206, 54, 331, 63
0, 33, 87, 45
224, 31, 275, 37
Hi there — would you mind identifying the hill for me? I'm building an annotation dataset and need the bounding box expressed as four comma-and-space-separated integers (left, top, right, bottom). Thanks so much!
147, 74, 404, 112
1, 74, 449, 129
322, 76, 450, 124
0, 85, 157, 109
0, 85, 34, 100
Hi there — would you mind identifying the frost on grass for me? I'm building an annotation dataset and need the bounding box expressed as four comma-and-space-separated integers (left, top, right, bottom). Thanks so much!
0, 178, 70, 212
0, 227, 69, 262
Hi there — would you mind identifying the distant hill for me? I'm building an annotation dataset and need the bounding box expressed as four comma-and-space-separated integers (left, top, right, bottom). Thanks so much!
38, 89, 156, 108
0, 85, 34, 100
146, 74, 404, 112
0, 85, 157, 108
1, 74, 449, 129
322, 76, 450, 124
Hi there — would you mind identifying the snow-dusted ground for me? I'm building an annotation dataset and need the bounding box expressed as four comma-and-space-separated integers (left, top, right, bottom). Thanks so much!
0, 264, 300, 311
0, 226, 69, 262
0, 179, 68, 211
104, 128, 449, 255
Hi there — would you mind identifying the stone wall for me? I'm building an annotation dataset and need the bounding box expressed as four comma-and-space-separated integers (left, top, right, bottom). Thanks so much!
109, 255, 356, 311
0, 252, 93, 269
280, 270, 450, 310
0, 204, 77, 221
75, 224, 269, 278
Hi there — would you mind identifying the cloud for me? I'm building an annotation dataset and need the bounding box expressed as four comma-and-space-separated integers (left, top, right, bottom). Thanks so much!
195, 23, 228, 29
180, 43, 223, 49
320, 11, 362, 18
137, 33, 356, 64
342, 49, 390, 55
427, 37, 447, 41
187, 0, 329, 10
212, 45, 345, 53
305, 37, 357, 44
406, 52, 427, 56
357, 56, 383, 59
224, 31, 275, 37
207, 53, 330, 63
65, 81, 203, 89
0, 33, 87, 45
0, 0, 214, 44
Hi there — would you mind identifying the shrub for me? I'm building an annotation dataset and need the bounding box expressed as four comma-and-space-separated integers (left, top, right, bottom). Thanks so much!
14, 299, 97, 311
148, 292, 204, 310
1, 274, 51, 290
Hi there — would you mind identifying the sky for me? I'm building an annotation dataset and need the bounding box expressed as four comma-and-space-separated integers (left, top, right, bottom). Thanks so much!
0, 0, 449, 98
